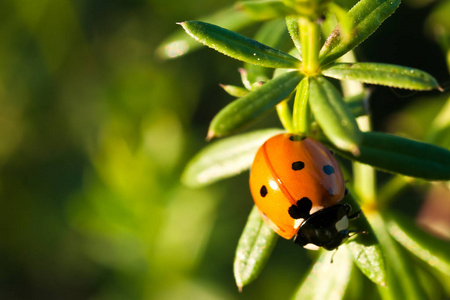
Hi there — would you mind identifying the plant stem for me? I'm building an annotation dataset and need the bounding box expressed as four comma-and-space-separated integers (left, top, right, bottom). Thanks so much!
293, 77, 311, 134
299, 17, 320, 74
353, 116, 377, 206
338, 51, 376, 207
276, 99, 294, 132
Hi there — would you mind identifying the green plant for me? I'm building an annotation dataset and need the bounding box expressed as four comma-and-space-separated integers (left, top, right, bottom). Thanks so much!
159, 0, 450, 298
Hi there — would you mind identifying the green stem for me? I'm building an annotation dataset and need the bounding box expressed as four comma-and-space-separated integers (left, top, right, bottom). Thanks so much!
353, 116, 376, 205
299, 18, 320, 74
276, 99, 294, 132
338, 51, 375, 206
293, 77, 311, 134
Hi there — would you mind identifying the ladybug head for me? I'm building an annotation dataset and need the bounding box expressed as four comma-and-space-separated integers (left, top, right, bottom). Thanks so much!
293, 204, 353, 251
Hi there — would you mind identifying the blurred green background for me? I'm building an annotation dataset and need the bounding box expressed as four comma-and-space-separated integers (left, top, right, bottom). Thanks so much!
0, 0, 448, 299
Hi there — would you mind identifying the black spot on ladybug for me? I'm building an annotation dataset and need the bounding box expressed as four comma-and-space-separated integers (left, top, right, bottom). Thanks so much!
260, 185, 268, 197
288, 197, 312, 219
323, 165, 335, 175
292, 161, 305, 171
289, 135, 306, 142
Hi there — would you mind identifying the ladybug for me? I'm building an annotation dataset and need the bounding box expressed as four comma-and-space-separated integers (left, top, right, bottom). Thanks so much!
249, 133, 360, 250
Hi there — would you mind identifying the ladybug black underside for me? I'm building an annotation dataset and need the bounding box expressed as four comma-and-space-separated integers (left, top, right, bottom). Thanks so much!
293, 203, 359, 250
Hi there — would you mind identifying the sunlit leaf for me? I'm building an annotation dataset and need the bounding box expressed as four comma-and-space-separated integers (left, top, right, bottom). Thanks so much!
345, 92, 369, 118
244, 18, 291, 84
322, 63, 439, 90
208, 71, 303, 138
369, 212, 428, 300
182, 128, 284, 187
234, 205, 278, 291
156, 6, 255, 59
180, 21, 300, 68
320, 0, 401, 65
220, 84, 250, 97
321, 131, 450, 181
387, 211, 450, 276
286, 16, 302, 54
309, 76, 362, 154
292, 248, 353, 300
344, 193, 386, 286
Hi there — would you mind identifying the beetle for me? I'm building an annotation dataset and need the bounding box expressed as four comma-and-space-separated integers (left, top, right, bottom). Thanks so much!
249, 133, 360, 250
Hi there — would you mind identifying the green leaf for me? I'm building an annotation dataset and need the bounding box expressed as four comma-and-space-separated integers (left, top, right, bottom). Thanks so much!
327, 3, 353, 43
235, 0, 294, 20
322, 63, 439, 91
292, 248, 353, 300
234, 205, 278, 291
244, 18, 291, 84
344, 193, 386, 286
208, 71, 303, 138
156, 6, 255, 59
319, 0, 401, 66
182, 128, 284, 187
286, 16, 302, 54
387, 211, 450, 276
309, 76, 362, 154
369, 212, 428, 300
220, 84, 250, 97
180, 21, 301, 68
346, 92, 369, 118
321, 131, 450, 181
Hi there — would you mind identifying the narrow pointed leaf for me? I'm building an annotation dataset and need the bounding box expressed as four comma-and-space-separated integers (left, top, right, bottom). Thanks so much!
327, 3, 353, 43
309, 76, 362, 154
208, 71, 303, 138
234, 205, 278, 291
320, 0, 401, 65
322, 63, 439, 90
293, 248, 353, 300
344, 193, 386, 286
346, 92, 369, 118
320, 131, 450, 181
180, 21, 300, 68
156, 6, 254, 59
244, 19, 291, 84
286, 16, 302, 54
369, 212, 428, 300
387, 211, 450, 276
220, 84, 250, 97
182, 128, 284, 187
235, 0, 295, 20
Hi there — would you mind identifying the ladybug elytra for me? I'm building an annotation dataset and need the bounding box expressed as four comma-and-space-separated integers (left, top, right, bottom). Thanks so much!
249, 133, 360, 250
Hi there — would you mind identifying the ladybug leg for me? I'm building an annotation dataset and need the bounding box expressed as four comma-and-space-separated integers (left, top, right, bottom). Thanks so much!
344, 187, 349, 196
342, 203, 361, 220
348, 210, 362, 220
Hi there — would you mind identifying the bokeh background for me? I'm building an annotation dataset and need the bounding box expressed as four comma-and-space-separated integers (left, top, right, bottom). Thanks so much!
0, 0, 449, 299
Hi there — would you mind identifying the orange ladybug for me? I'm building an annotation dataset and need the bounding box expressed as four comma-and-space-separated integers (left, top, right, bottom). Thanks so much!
249, 133, 359, 250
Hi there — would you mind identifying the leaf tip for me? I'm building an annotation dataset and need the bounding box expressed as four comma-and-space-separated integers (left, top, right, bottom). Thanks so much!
236, 280, 243, 292
350, 145, 361, 156
206, 129, 216, 141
